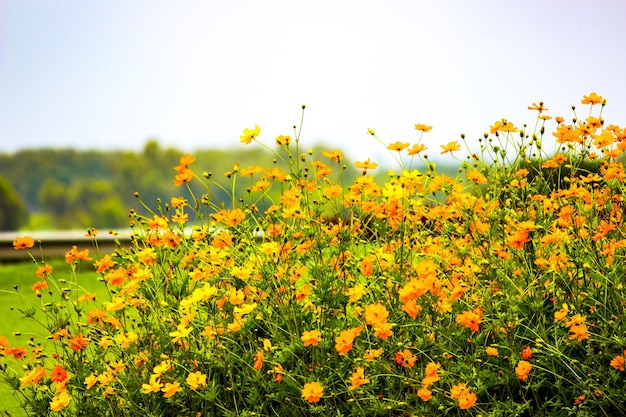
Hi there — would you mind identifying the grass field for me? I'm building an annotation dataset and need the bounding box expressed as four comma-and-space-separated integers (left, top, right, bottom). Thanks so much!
0, 258, 103, 417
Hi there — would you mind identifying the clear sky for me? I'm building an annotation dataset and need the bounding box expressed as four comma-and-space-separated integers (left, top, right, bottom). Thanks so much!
1, 0, 625, 163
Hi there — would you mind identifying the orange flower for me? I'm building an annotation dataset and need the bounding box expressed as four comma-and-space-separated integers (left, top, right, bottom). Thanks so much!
364, 303, 389, 326
610, 352, 626, 371
174, 168, 194, 186
0, 336, 10, 356
528, 102, 549, 113
490, 119, 518, 133
349, 366, 370, 390
13, 236, 35, 250
581, 92, 604, 105
422, 362, 441, 387
554, 304, 569, 322
373, 322, 394, 340
272, 364, 284, 382
515, 360, 532, 381
450, 383, 476, 409
440, 141, 461, 154
31, 281, 48, 291
417, 387, 432, 401
301, 330, 322, 347
173, 153, 196, 173
485, 346, 499, 357
402, 299, 421, 319
467, 169, 487, 184
455, 307, 482, 332
50, 364, 69, 383
36, 264, 53, 278
506, 230, 531, 250
94, 254, 115, 274
64, 245, 92, 264
394, 349, 417, 368
253, 350, 264, 371
68, 333, 89, 351
521, 345, 533, 360
302, 381, 324, 403
322, 149, 344, 163
335, 326, 363, 355
458, 391, 477, 409
11, 346, 27, 359
568, 323, 590, 342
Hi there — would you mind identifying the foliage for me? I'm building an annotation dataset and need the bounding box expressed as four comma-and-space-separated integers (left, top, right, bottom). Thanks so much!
0, 140, 319, 230
3, 93, 626, 416
0, 175, 28, 231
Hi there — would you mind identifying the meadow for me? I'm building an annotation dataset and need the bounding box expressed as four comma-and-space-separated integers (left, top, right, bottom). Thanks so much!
0, 258, 103, 416
2, 93, 626, 416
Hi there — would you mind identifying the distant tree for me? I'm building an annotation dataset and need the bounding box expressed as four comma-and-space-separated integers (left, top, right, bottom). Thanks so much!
38, 179, 69, 222
68, 179, 127, 228
0, 175, 28, 230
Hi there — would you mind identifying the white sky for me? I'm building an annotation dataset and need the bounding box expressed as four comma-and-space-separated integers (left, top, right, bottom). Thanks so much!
1, 0, 625, 164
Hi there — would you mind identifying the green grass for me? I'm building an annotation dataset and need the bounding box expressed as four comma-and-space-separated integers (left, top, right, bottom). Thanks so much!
0, 258, 104, 417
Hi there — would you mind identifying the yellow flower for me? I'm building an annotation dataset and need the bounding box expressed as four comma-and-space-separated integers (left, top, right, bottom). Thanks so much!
407, 143, 427, 156
275, 135, 291, 145
301, 330, 322, 347
50, 390, 71, 411
240, 125, 261, 144
302, 381, 324, 403
349, 366, 370, 390
141, 376, 163, 394
19, 367, 47, 387
354, 158, 379, 170
322, 149, 344, 163
186, 371, 207, 390
346, 285, 365, 303
414, 123, 433, 132
440, 141, 461, 154
152, 360, 172, 377
581, 92, 603, 105
364, 348, 384, 361
169, 324, 193, 344
161, 381, 182, 398
387, 141, 410, 152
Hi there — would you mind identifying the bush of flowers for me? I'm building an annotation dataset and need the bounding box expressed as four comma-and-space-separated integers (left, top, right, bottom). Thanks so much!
3, 93, 626, 416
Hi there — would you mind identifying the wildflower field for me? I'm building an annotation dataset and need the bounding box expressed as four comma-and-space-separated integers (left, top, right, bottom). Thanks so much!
3, 93, 626, 416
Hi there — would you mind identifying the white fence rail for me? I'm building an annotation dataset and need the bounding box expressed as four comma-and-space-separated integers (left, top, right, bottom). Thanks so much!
0, 230, 131, 262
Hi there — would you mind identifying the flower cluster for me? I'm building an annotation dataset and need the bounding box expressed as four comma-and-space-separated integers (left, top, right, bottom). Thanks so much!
4, 93, 626, 416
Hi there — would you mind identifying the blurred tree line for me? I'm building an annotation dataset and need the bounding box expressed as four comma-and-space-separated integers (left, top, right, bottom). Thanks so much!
0, 140, 303, 230
0, 140, 378, 231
